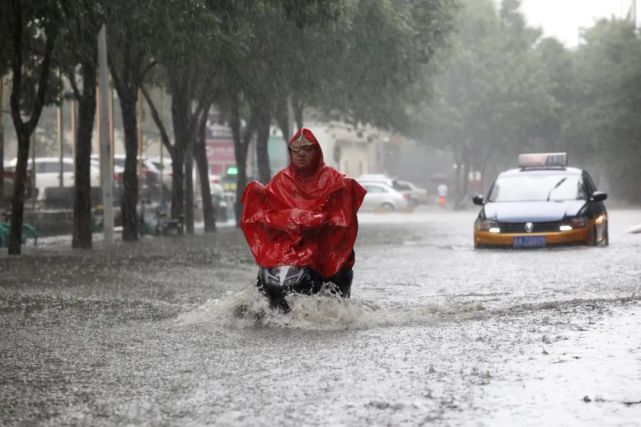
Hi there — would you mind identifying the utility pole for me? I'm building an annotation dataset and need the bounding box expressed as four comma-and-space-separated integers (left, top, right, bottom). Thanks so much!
57, 70, 64, 188
98, 25, 114, 244
109, 82, 114, 162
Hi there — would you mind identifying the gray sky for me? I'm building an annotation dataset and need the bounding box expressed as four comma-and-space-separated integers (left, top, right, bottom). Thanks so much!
519, 0, 634, 46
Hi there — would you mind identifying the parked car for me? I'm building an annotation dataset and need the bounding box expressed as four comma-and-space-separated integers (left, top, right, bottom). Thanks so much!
358, 174, 429, 207
359, 181, 409, 212
6, 157, 100, 200
357, 173, 395, 188
473, 152, 608, 248
2, 167, 37, 204
392, 179, 429, 206
92, 155, 169, 201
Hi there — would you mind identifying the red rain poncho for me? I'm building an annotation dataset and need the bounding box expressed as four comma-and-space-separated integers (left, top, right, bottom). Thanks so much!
241, 128, 366, 278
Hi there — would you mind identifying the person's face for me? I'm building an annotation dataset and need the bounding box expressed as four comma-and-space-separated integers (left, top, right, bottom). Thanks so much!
290, 145, 319, 172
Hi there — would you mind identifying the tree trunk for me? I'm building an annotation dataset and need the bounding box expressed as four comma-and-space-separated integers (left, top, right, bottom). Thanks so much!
230, 101, 251, 226
453, 149, 463, 208
141, 86, 175, 159
293, 95, 304, 130
118, 92, 140, 241
195, 107, 215, 232
255, 107, 271, 184
170, 90, 190, 222
0, 79, 4, 200
454, 146, 471, 210
8, 133, 30, 254
7, 4, 57, 255
72, 60, 97, 248
184, 133, 195, 234
170, 146, 185, 221
274, 96, 290, 142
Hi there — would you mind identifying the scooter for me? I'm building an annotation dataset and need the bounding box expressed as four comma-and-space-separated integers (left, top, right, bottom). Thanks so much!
256, 265, 352, 312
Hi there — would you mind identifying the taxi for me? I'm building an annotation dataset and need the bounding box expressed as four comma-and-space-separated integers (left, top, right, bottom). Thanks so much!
473, 153, 609, 248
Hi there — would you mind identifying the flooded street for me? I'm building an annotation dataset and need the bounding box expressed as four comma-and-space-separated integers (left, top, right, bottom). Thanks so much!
1, 208, 641, 426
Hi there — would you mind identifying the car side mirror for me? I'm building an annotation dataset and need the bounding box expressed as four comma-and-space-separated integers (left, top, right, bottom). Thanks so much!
590, 191, 607, 202
472, 195, 485, 206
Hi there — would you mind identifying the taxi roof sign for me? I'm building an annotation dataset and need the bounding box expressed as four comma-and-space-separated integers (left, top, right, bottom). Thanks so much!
518, 152, 567, 168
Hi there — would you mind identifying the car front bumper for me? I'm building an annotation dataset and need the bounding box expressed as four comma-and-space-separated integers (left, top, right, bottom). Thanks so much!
474, 227, 590, 247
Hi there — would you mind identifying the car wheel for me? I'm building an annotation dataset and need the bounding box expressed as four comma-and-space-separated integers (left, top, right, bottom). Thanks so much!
381, 202, 395, 212
587, 226, 598, 246
600, 224, 609, 247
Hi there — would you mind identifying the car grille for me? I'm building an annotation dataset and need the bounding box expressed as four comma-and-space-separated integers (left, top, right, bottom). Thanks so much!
498, 221, 560, 233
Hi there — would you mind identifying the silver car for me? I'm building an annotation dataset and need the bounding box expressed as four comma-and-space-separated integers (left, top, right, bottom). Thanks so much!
359, 182, 409, 212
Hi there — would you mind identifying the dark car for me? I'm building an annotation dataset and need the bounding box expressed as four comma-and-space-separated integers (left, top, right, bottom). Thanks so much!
473, 153, 608, 248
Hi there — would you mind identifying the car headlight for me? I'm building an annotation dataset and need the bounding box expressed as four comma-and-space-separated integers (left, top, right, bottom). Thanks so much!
560, 216, 588, 231
476, 218, 500, 233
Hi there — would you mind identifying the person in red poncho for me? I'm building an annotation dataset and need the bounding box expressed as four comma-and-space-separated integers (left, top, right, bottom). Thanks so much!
240, 128, 366, 299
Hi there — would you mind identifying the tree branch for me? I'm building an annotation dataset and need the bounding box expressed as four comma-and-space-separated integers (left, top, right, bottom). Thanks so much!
65, 69, 81, 100
141, 85, 175, 158
26, 29, 58, 133
107, 51, 124, 96
140, 59, 158, 80
9, 0, 25, 133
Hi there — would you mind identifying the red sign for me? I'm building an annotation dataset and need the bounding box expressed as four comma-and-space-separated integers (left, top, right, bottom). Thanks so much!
207, 139, 235, 176
206, 140, 235, 163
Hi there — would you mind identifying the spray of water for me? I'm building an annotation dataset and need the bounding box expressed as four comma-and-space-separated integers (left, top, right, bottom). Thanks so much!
175, 286, 458, 331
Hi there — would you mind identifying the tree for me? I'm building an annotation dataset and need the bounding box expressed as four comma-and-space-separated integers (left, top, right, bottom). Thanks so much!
568, 19, 641, 201
57, 1, 102, 248
3, 0, 61, 255
104, 0, 156, 241
142, 0, 232, 233
1, 22, 10, 201
532, 37, 576, 152
311, 0, 455, 131
194, 103, 216, 232
411, 0, 556, 205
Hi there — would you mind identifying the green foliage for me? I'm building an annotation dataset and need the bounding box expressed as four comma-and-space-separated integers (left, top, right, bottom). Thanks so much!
1, 0, 65, 112
311, 0, 456, 130
412, 0, 641, 202
567, 19, 641, 201
414, 0, 555, 176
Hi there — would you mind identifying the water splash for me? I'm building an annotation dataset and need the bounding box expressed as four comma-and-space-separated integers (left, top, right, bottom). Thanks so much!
175, 286, 455, 331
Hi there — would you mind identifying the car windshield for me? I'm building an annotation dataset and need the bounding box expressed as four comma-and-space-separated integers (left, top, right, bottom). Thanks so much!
488, 174, 585, 202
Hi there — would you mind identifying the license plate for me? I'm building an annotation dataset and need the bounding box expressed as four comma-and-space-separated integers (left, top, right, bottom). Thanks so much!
513, 236, 546, 248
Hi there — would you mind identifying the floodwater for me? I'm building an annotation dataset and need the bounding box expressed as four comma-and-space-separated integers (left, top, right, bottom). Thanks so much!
1, 207, 640, 426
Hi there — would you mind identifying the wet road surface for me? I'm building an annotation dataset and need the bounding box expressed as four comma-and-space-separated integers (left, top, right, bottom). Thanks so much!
1, 208, 640, 426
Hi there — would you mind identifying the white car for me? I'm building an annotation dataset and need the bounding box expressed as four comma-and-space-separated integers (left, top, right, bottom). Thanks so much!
93, 155, 170, 195
357, 173, 395, 188
7, 157, 100, 200
393, 179, 429, 206
360, 182, 409, 211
